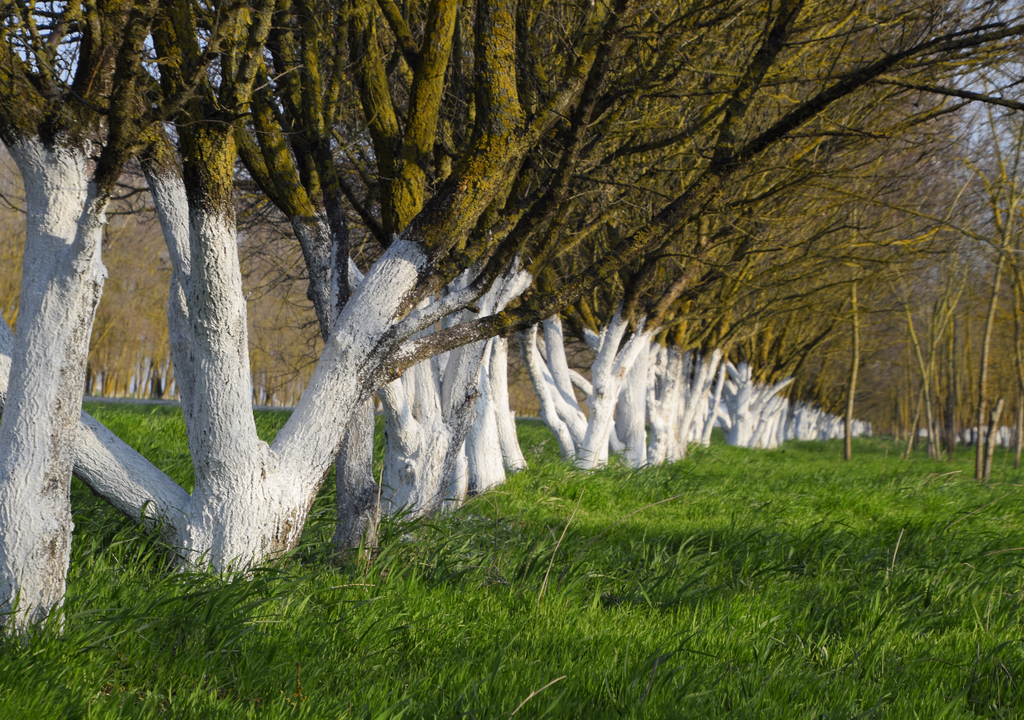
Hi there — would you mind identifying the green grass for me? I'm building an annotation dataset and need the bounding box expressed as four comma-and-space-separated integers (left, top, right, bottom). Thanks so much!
3, 404, 1024, 718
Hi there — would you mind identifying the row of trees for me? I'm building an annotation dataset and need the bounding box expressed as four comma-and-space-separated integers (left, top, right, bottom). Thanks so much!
1, 0, 1022, 631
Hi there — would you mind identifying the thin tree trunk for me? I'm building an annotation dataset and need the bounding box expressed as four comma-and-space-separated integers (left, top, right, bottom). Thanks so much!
946, 314, 958, 459
976, 254, 1006, 480
904, 385, 924, 461
983, 397, 1006, 481
1015, 402, 1023, 471
1013, 282, 1024, 470
844, 283, 859, 461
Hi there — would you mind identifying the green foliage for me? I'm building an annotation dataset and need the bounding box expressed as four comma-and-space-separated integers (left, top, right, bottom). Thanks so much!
3, 407, 1024, 718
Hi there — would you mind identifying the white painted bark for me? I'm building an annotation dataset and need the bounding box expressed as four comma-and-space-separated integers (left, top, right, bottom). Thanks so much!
646, 345, 684, 466
702, 362, 727, 446
174, 205, 300, 567
147, 167, 344, 567
465, 266, 532, 491
465, 340, 506, 493
536, 320, 588, 447
333, 398, 379, 550
378, 263, 530, 514
521, 312, 655, 469
577, 313, 653, 470
51, 158, 520, 575
326, 257, 379, 551
721, 363, 794, 449
542, 317, 587, 427
270, 236, 443, 540
723, 363, 755, 447
614, 339, 650, 468
0, 140, 110, 627
0, 317, 189, 541
378, 350, 465, 516
489, 337, 527, 473
775, 398, 790, 447
676, 349, 723, 459
519, 325, 577, 459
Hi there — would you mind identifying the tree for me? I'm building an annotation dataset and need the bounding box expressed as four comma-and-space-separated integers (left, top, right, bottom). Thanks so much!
3, 0, 1024, 630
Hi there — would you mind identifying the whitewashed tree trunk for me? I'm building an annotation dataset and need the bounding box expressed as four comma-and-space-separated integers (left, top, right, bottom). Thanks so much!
701, 361, 728, 447
465, 340, 506, 492
522, 311, 653, 469
146, 163, 481, 568
465, 267, 532, 492
0, 140, 110, 627
518, 325, 578, 459
721, 363, 793, 449
724, 363, 756, 447
646, 345, 684, 465
380, 264, 530, 514
775, 398, 790, 447
332, 398, 378, 550
577, 313, 653, 470
489, 337, 527, 473
536, 317, 589, 448
0, 316, 190, 539
614, 339, 650, 468
676, 349, 723, 459
378, 348, 477, 517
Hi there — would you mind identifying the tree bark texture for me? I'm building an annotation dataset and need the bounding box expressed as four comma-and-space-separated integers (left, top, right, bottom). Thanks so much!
0, 141, 108, 628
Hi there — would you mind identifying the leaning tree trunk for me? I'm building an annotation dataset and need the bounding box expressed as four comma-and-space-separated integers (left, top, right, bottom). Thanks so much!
844, 283, 859, 461
519, 326, 578, 459
0, 317, 191, 540
0, 140, 108, 628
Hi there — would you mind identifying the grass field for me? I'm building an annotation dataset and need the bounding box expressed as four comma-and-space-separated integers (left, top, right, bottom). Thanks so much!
2, 403, 1024, 718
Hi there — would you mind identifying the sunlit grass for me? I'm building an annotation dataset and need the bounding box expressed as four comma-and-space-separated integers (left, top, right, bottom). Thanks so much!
1, 406, 1023, 718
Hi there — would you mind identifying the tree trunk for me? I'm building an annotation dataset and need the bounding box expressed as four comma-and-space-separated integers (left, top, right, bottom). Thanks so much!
844, 283, 859, 461
519, 326, 577, 459
332, 398, 378, 551
701, 361, 728, 446
904, 385, 924, 460
466, 339, 508, 492
0, 140, 108, 628
946, 314, 958, 459
983, 397, 1006, 481
489, 337, 528, 474
1015, 402, 1023, 471
378, 345, 479, 517
976, 254, 1005, 480
614, 339, 650, 468
677, 350, 722, 458
724, 363, 756, 447
646, 345, 684, 465
465, 268, 532, 490
576, 315, 652, 469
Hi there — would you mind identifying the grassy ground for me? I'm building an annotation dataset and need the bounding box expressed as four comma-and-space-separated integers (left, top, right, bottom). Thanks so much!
2, 404, 1024, 718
